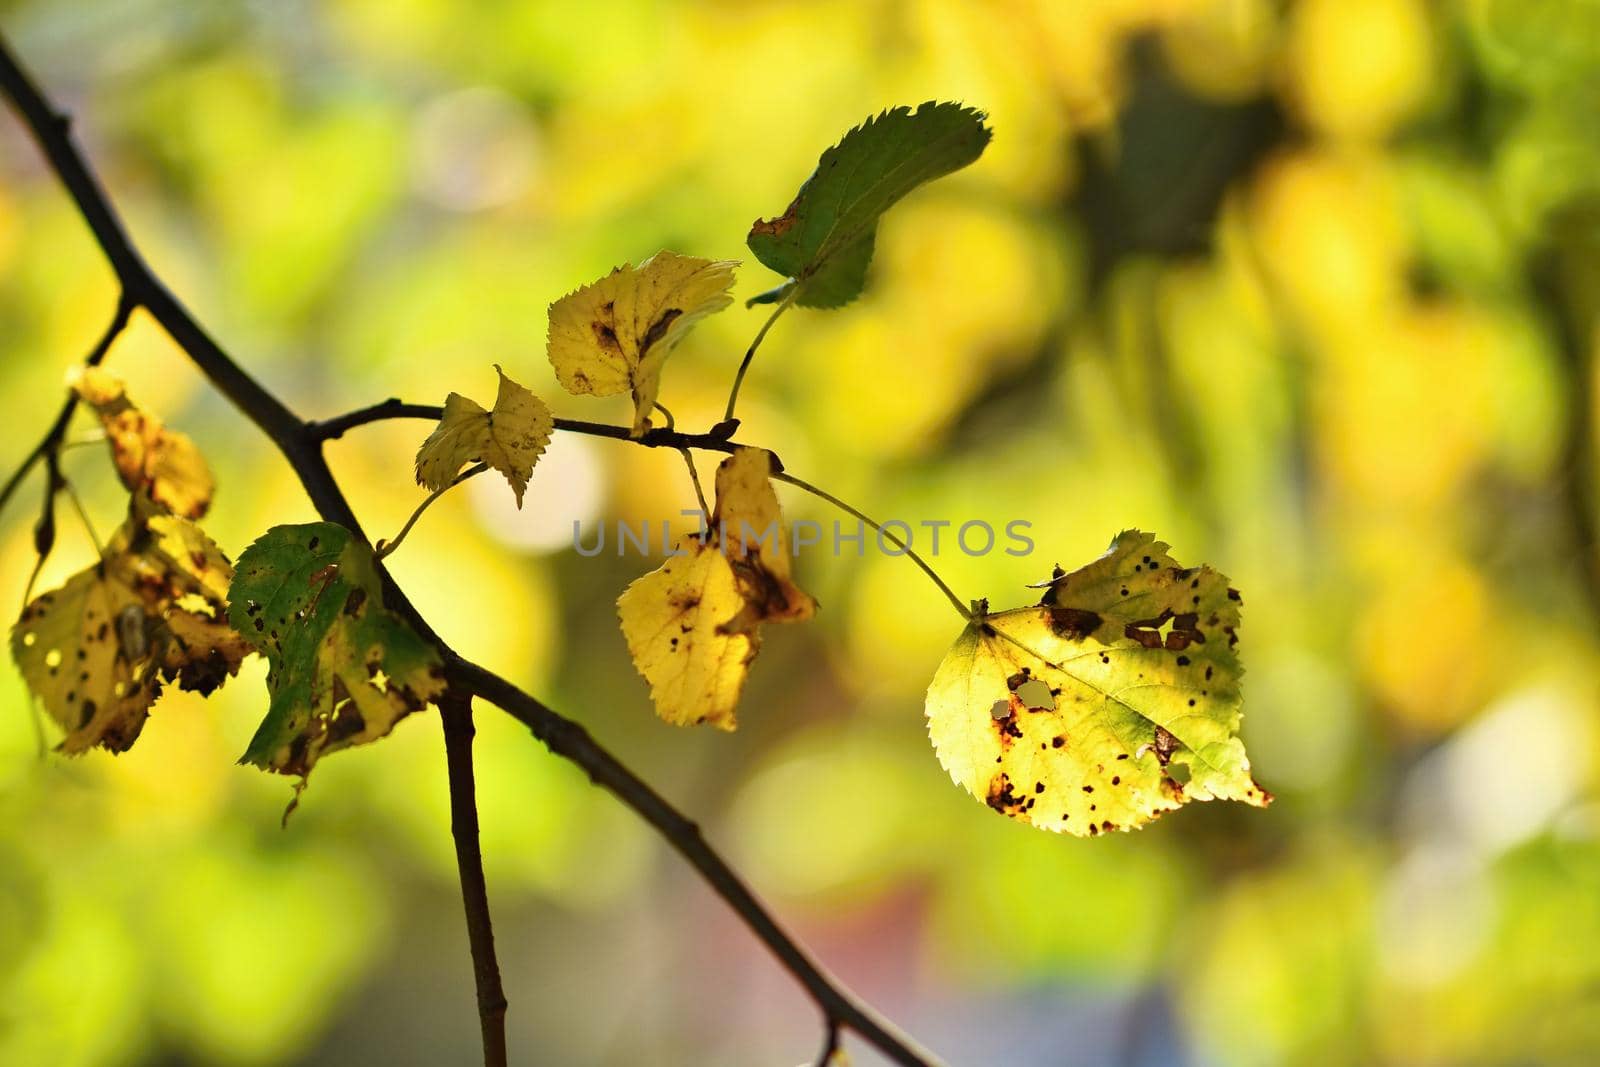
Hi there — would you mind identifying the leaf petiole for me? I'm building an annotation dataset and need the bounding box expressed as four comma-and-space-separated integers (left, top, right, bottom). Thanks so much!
722, 285, 797, 425
376, 463, 487, 562
770, 469, 972, 622
654, 403, 710, 518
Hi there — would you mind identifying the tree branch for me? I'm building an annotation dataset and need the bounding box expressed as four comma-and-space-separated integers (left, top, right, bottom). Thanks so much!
440, 689, 509, 1067
447, 659, 932, 1065
0, 30, 941, 1067
311, 399, 747, 457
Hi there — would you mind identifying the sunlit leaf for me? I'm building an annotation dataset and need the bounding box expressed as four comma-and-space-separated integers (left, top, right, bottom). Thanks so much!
546, 250, 737, 435
70, 366, 215, 519
9, 494, 247, 753
228, 522, 445, 785
925, 530, 1269, 836
414, 364, 554, 506
747, 101, 991, 308
617, 447, 815, 729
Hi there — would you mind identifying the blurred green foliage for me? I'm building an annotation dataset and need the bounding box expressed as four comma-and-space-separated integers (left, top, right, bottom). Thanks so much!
2, 1, 1599, 1064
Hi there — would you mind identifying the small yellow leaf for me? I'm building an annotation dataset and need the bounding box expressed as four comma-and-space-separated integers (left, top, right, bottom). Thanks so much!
547, 251, 737, 435
70, 366, 215, 519
925, 531, 1269, 837
618, 447, 815, 729
10, 496, 248, 754
414, 365, 554, 507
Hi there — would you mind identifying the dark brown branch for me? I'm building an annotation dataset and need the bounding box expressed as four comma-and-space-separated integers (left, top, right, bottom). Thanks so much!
449, 659, 935, 1067
441, 690, 509, 1067
310, 398, 444, 440
0, 32, 940, 1067
814, 1018, 842, 1066
311, 398, 746, 456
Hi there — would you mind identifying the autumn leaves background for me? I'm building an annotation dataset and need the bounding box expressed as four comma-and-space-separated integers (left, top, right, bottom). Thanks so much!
2, 2, 1598, 1065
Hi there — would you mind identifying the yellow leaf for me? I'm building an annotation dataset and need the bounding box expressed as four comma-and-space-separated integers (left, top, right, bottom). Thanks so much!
617, 447, 816, 729
414, 364, 554, 506
547, 250, 737, 435
70, 366, 215, 519
925, 531, 1269, 836
9, 496, 248, 754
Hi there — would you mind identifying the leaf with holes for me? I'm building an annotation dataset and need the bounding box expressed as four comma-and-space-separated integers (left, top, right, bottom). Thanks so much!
228, 522, 445, 788
925, 530, 1270, 836
747, 101, 991, 309
617, 447, 815, 729
70, 366, 215, 519
547, 250, 737, 435
414, 365, 554, 506
9, 494, 248, 753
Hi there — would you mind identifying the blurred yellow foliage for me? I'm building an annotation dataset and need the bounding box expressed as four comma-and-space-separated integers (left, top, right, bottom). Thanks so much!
2, 0, 1599, 1063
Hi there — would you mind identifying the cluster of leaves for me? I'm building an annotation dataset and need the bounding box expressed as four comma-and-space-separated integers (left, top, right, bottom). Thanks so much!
12, 376, 243, 753
10, 101, 1266, 836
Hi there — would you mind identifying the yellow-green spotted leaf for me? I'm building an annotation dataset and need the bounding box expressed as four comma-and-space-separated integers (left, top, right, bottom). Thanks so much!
925, 530, 1269, 836
546, 250, 736, 435
9, 495, 247, 754
414, 365, 554, 506
228, 522, 445, 785
747, 101, 991, 308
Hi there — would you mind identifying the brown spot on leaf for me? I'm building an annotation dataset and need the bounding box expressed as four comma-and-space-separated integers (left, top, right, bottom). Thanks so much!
985, 773, 1027, 816
640, 308, 683, 353
1047, 606, 1102, 641
1153, 725, 1180, 766
592, 321, 622, 354
750, 200, 800, 238
327, 707, 367, 744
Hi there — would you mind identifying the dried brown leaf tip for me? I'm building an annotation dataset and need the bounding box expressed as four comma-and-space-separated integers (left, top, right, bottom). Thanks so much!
70, 366, 214, 519
618, 447, 816, 730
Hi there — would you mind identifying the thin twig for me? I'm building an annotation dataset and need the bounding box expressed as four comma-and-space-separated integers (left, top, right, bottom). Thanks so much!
375, 463, 486, 561
772, 470, 973, 621
61, 476, 103, 557
450, 658, 941, 1067
0, 34, 940, 1067
656, 402, 711, 518
316, 403, 972, 620
440, 689, 509, 1067
311, 397, 442, 441
0, 293, 133, 525
313, 400, 748, 457
814, 1018, 842, 1066
723, 286, 797, 424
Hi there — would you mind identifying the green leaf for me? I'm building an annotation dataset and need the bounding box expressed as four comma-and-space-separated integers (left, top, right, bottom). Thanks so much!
747, 101, 991, 308
228, 522, 445, 784
924, 530, 1269, 836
